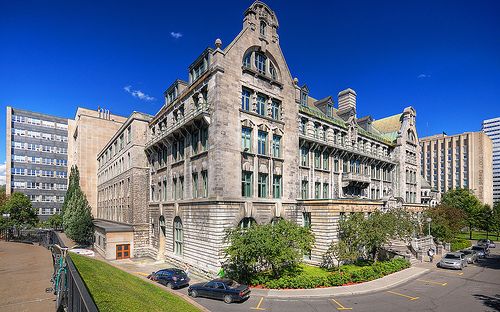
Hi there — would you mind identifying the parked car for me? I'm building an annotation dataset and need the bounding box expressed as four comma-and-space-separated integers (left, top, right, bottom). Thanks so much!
460, 249, 478, 264
477, 239, 496, 248
147, 268, 190, 289
437, 252, 467, 270
471, 245, 490, 258
188, 278, 251, 304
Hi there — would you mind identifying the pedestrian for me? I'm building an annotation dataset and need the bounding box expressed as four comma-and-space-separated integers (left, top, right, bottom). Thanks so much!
428, 248, 435, 263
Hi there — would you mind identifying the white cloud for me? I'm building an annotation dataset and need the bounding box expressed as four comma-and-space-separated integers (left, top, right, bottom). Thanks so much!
170, 32, 183, 39
417, 73, 431, 79
0, 162, 6, 186
123, 85, 155, 101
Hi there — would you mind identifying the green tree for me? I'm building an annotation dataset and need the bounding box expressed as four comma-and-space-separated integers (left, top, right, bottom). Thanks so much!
491, 202, 500, 240
40, 213, 63, 229
64, 188, 94, 245
62, 166, 80, 215
477, 204, 493, 239
322, 240, 358, 270
424, 204, 466, 243
2, 192, 38, 227
441, 188, 483, 239
224, 219, 315, 282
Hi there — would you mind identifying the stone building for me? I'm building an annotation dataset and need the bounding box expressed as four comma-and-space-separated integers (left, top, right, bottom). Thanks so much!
5, 106, 68, 219
94, 112, 152, 260
67, 107, 127, 216
482, 117, 500, 203
420, 132, 493, 206
144, 1, 424, 275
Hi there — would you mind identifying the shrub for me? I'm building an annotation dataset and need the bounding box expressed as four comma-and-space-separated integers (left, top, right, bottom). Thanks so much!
450, 238, 472, 251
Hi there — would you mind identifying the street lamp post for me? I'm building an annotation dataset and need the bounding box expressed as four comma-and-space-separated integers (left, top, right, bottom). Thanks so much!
426, 217, 432, 237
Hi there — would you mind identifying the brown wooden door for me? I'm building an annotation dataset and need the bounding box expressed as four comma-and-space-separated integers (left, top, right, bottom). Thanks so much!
116, 244, 130, 259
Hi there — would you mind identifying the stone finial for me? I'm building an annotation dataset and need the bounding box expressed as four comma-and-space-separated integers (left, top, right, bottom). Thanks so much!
293, 77, 298, 85
215, 38, 222, 49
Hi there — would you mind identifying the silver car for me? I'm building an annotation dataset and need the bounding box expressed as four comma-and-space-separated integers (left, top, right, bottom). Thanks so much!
472, 245, 490, 258
477, 239, 496, 248
460, 249, 477, 264
437, 252, 467, 270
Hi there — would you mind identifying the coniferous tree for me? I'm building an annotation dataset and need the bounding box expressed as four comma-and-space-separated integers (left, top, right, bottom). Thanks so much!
64, 187, 94, 245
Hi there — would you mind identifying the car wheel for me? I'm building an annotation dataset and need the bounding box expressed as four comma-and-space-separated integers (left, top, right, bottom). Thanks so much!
170, 283, 175, 290
190, 290, 198, 298
460, 264, 463, 270
224, 295, 232, 304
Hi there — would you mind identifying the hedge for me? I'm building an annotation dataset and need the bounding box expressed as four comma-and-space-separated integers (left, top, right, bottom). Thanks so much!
450, 238, 472, 251
251, 258, 410, 289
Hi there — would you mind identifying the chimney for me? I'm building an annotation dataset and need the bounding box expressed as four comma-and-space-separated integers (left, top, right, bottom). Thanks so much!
338, 88, 357, 112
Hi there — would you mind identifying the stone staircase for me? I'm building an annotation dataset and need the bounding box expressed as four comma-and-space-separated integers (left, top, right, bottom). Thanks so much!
384, 239, 420, 265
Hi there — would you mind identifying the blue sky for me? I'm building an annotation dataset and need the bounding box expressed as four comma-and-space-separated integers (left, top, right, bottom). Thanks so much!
1, 0, 499, 171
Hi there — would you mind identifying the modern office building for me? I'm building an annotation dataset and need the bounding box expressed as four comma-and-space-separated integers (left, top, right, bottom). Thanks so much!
68, 107, 127, 217
144, 1, 424, 275
420, 132, 493, 206
94, 112, 152, 260
5, 106, 69, 219
482, 117, 500, 203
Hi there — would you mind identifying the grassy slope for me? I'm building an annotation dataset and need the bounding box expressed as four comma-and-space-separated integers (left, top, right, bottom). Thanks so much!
70, 253, 201, 312
456, 231, 499, 241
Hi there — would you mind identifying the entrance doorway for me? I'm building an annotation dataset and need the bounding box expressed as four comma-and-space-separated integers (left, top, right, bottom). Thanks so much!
116, 244, 130, 259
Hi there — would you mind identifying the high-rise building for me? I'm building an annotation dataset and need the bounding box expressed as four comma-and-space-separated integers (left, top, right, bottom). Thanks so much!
420, 132, 493, 206
483, 118, 500, 204
5, 106, 69, 219
143, 1, 424, 275
67, 107, 127, 216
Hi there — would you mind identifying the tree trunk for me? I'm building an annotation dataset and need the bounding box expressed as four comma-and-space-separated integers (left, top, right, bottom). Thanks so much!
487, 231, 489, 239
469, 223, 472, 240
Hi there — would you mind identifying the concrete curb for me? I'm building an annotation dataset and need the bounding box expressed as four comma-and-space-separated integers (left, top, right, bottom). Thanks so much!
250, 266, 430, 298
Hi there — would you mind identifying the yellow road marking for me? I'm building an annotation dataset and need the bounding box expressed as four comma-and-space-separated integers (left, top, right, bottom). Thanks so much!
251, 297, 265, 310
331, 298, 352, 310
416, 279, 447, 286
433, 269, 464, 276
386, 291, 419, 301
135, 272, 149, 276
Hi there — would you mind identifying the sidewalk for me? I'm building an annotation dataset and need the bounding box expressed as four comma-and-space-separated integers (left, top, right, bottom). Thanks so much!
250, 266, 429, 298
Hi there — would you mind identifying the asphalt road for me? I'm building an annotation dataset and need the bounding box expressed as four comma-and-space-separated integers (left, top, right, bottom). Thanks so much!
177, 248, 500, 312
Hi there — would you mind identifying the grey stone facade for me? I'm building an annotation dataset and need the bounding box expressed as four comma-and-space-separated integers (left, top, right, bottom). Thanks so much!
144, 1, 424, 275
6, 106, 68, 219
95, 112, 152, 259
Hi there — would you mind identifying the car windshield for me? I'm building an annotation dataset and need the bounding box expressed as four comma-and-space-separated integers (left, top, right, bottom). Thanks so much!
225, 280, 241, 289
444, 254, 461, 259
461, 250, 472, 255
472, 246, 483, 251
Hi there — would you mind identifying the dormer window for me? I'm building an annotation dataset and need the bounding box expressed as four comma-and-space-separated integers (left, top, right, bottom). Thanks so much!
301, 91, 308, 106
260, 21, 266, 36
166, 87, 178, 104
326, 103, 333, 117
255, 52, 267, 75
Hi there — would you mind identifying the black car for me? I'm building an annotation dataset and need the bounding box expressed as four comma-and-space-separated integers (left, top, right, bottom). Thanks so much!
188, 278, 251, 304
147, 268, 190, 289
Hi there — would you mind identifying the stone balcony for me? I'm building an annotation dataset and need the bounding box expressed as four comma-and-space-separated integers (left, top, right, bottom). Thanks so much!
342, 172, 371, 185
146, 102, 210, 148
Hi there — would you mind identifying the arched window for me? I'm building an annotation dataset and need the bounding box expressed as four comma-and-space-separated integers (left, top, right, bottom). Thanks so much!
238, 217, 256, 229
254, 52, 267, 74
159, 215, 166, 236
173, 217, 183, 255
269, 63, 277, 80
260, 21, 266, 36
243, 52, 251, 68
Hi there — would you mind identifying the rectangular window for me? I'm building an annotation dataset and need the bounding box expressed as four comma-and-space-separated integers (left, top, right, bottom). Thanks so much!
301, 181, 309, 199
271, 100, 281, 120
163, 180, 167, 201
192, 173, 198, 198
258, 173, 268, 198
242, 171, 253, 197
255, 53, 266, 74
256, 94, 266, 116
179, 140, 184, 159
273, 175, 282, 199
272, 135, 281, 158
242, 127, 252, 151
301, 147, 309, 166
192, 131, 199, 154
323, 183, 329, 199
314, 150, 321, 169
334, 158, 339, 172
323, 152, 329, 170
258, 131, 267, 155
202, 171, 208, 197
241, 88, 251, 111
201, 127, 208, 151
179, 176, 184, 199
315, 182, 321, 199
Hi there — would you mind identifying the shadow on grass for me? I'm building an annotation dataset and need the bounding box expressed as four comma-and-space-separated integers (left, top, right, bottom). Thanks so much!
473, 294, 500, 311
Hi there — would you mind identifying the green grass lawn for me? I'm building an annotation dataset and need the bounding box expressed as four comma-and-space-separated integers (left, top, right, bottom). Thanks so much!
455, 231, 499, 241
70, 253, 201, 312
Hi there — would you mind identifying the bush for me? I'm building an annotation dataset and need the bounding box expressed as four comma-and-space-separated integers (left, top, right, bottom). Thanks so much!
450, 238, 472, 251
252, 258, 410, 289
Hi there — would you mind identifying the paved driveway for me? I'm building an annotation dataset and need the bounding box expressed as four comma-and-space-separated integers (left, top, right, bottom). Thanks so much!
0, 241, 55, 312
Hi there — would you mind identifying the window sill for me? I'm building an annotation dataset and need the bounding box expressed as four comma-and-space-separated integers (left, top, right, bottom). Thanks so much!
171, 159, 185, 167
239, 109, 285, 125
190, 150, 208, 160
241, 66, 283, 88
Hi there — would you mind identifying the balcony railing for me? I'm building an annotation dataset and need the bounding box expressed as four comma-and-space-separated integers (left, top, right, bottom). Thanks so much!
146, 103, 210, 148
342, 172, 371, 184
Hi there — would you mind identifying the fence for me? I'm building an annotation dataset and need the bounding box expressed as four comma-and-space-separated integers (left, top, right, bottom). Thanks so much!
1, 228, 98, 312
